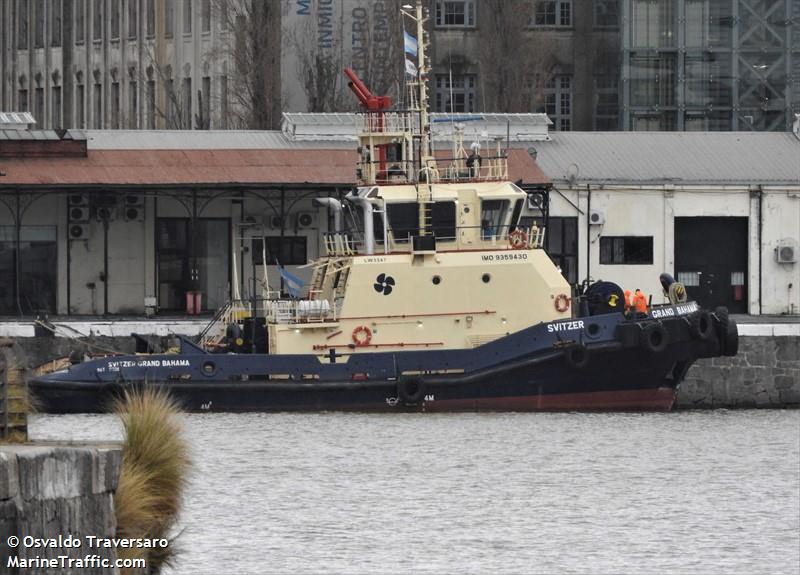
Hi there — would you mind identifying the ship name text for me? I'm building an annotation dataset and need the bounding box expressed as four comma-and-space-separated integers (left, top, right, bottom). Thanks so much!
547, 320, 585, 333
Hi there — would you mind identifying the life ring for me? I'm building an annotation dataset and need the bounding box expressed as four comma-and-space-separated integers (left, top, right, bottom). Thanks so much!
688, 310, 714, 342
509, 229, 528, 250
564, 344, 590, 369
554, 294, 570, 313
397, 377, 426, 405
351, 325, 372, 347
641, 323, 669, 353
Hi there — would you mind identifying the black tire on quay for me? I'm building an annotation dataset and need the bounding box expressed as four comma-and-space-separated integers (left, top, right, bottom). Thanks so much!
397, 378, 426, 405
714, 306, 730, 354
720, 312, 739, 357
641, 323, 669, 353
564, 344, 590, 369
689, 310, 715, 341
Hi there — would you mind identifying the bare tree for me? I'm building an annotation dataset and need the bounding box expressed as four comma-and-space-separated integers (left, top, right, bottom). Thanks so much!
477, 0, 556, 112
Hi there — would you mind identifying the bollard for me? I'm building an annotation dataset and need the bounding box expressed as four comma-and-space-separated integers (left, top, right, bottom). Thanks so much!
1, 342, 29, 442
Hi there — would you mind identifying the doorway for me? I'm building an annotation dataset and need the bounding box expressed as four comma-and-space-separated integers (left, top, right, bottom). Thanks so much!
674, 217, 748, 313
156, 218, 230, 312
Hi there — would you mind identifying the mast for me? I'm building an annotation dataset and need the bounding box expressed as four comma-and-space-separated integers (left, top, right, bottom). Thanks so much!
414, 0, 431, 165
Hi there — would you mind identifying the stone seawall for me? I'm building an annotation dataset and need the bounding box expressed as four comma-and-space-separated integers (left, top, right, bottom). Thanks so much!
0, 445, 122, 575
677, 336, 800, 409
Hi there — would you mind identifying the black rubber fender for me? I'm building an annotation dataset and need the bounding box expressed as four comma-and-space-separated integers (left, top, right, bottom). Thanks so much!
688, 310, 715, 342
641, 322, 669, 353
397, 377, 426, 405
715, 307, 739, 357
563, 344, 590, 369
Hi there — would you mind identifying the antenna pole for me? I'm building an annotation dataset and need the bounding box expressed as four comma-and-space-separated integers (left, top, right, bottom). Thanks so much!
416, 0, 431, 163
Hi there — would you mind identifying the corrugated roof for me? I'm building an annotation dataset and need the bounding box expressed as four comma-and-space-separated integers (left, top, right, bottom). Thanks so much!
83, 130, 354, 150
0, 145, 547, 187
531, 132, 800, 186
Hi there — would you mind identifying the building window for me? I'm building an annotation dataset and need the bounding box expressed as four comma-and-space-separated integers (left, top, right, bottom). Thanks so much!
631, 0, 675, 48
541, 75, 572, 131
435, 1, 475, 27
600, 236, 654, 265
147, 79, 156, 128
265, 237, 308, 266
18, 89, 28, 112
76, 83, 85, 128
435, 0, 475, 27
128, 0, 138, 38
534, 0, 571, 27
593, 0, 618, 29
111, 0, 120, 39
128, 81, 138, 128
52, 86, 62, 129
34, 0, 44, 47
93, 0, 103, 40
594, 74, 619, 130
50, 0, 62, 46
201, 0, 211, 32
75, 0, 85, 43
93, 83, 102, 128
182, 77, 192, 128
146, 0, 155, 36
183, 0, 192, 34
201, 76, 211, 128
546, 217, 578, 284
111, 82, 120, 128
165, 78, 175, 126
220, 75, 228, 129
17, 0, 29, 49
165, 0, 174, 37
0, 226, 57, 315
34, 87, 44, 123
435, 74, 476, 113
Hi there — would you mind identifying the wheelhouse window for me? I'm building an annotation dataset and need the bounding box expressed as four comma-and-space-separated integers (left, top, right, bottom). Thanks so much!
600, 236, 654, 265
0, 226, 57, 315
381, 202, 456, 243
481, 200, 509, 239
534, 0, 572, 27
435, 74, 476, 113
265, 236, 307, 266
435, 0, 475, 27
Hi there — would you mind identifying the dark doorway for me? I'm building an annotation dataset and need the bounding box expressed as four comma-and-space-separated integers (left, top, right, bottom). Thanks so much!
156, 218, 230, 312
674, 217, 748, 313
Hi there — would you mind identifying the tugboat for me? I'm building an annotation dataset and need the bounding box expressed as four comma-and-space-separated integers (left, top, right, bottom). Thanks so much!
30, 2, 737, 413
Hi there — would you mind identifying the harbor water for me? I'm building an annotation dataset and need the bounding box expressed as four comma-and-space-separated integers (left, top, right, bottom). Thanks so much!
31, 410, 800, 575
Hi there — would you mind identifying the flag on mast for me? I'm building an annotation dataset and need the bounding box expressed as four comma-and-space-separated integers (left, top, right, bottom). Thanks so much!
405, 58, 417, 77
404, 31, 418, 57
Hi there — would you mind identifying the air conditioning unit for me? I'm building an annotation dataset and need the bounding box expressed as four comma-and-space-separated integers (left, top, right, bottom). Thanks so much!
269, 215, 284, 230
68, 206, 90, 222
68, 193, 89, 207
296, 212, 317, 229
95, 205, 117, 222
527, 194, 544, 210
589, 210, 605, 225
776, 242, 797, 264
123, 194, 145, 221
68, 223, 90, 240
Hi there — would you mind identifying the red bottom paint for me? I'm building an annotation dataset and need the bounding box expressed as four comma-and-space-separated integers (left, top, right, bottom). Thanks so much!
423, 387, 677, 412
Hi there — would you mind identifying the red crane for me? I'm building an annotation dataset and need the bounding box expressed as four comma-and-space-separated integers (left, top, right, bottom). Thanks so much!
345, 68, 393, 179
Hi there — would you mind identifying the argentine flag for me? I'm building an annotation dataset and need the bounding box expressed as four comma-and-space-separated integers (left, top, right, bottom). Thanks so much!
279, 266, 304, 298
404, 31, 418, 56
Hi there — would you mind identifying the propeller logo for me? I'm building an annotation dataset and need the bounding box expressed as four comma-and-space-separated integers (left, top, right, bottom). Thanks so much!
374, 273, 395, 295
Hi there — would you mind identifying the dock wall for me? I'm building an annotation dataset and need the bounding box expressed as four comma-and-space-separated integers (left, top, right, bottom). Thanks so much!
0, 445, 122, 574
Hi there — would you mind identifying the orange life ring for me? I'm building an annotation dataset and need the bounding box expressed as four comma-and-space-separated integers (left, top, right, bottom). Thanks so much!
554, 294, 570, 313
351, 325, 372, 347
508, 229, 528, 250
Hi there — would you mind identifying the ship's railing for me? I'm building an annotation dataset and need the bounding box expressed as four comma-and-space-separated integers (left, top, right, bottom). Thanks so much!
356, 111, 415, 134
357, 154, 508, 186
323, 232, 359, 257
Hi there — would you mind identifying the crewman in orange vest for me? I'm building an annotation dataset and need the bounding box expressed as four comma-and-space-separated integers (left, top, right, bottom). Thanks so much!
633, 289, 648, 314
624, 289, 633, 312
